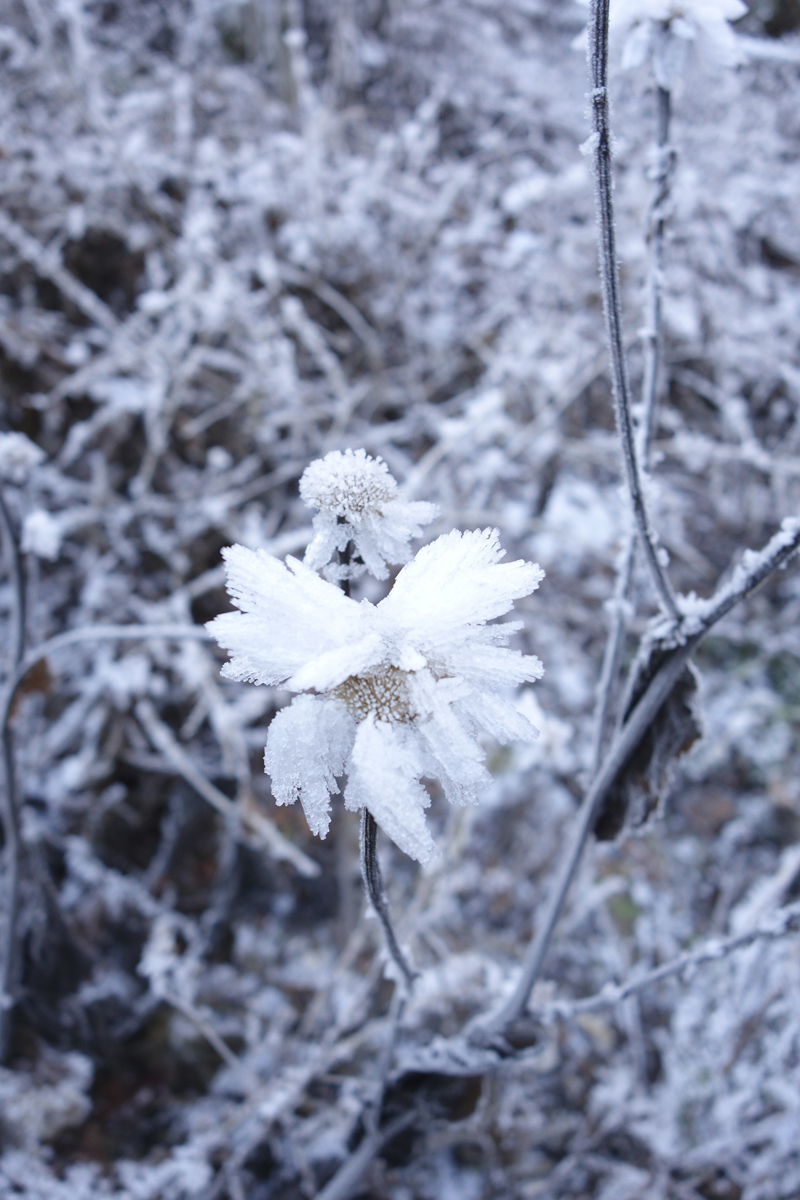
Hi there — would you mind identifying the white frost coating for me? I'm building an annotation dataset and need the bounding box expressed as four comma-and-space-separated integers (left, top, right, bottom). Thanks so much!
300, 447, 438, 580
0, 431, 44, 483
610, 0, 747, 84
345, 716, 437, 862
21, 509, 63, 560
677, 517, 800, 634
265, 694, 355, 838
208, 528, 544, 862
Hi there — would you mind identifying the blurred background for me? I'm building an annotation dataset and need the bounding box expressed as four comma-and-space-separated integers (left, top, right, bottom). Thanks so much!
1, 1, 800, 1197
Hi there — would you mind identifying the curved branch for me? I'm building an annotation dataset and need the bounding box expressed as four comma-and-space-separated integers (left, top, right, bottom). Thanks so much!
480, 518, 800, 1038
588, 0, 679, 621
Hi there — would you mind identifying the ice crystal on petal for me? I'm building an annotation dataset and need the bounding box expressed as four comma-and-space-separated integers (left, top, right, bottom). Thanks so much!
265, 695, 355, 838
300, 448, 438, 580
344, 716, 438, 864
208, 529, 544, 862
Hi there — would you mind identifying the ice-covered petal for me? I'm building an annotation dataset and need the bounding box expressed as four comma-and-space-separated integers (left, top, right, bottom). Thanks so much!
264, 695, 355, 838
412, 682, 492, 806
303, 513, 350, 572
207, 545, 364, 687
344, 717, 439, 864
444, 642, 545, 691
287, 631, 386, 692
379, 528, 544, 661
455, 688, 540, 745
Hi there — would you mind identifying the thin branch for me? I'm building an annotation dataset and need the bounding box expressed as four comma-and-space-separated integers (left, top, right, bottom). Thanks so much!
590, 533, 635, 774
588, 0, 679, 621
314, 1109, 417, 1200
135, 699, 319, 878
0, 491, 26, 674
546, 899, 800, 1019
591, 85, 673, 773
479, 519, 800, 1037
360, 809, 416, 988
638, 86, 673, 463
162, 990, 242, 1071
0, 211, 118, 334
0, 488, 25, 1062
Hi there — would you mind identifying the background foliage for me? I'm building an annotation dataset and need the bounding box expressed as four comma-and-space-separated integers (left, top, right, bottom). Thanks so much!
1, 0, 800, 1196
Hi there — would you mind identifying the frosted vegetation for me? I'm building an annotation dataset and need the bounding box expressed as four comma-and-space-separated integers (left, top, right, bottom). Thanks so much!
0, 0, 799, 1197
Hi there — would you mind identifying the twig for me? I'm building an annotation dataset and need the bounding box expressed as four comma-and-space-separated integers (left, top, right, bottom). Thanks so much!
360, 809, 416, 988
638, 86, 673, 462
590, 84, 673, 774
479, 519, 800, 1037
0, 489, 26, 1061
135, 698, 319, 878
588, 0, 679, 621
277, 262, 384, 376
545, 899, 800, 1019
0, 211, 118, 334
590, 532, 635, 774
163, 990, 242, 1071
314, 1109, 417, 1200
0, 491, 26, 673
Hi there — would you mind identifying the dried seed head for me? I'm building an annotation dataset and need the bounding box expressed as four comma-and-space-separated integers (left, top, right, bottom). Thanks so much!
333, 667, 416, 725
300, 448, 397, 522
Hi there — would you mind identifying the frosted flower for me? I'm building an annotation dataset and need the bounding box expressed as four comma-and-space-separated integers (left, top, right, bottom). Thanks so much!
0, 431, 45, 484
300, 448, 438, 581
610, 0, 747, 85
208, 528, 544, 863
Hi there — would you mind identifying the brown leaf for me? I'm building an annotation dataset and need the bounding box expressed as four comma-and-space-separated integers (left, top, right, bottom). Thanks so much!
594, 651, 703, 841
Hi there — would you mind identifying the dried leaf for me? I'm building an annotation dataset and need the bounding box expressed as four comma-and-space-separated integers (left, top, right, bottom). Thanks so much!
594, 653, 703, 841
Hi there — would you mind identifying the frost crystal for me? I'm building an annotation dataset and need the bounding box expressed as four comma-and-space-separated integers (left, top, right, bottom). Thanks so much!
0, 431, 44, 484
610, 0, 747, 84
22, 510, 63, 561
208, 528, 544, 863
299, 448, 438, 581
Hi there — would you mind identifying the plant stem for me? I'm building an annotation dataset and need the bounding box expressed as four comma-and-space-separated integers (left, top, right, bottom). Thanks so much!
360, 809, 416, 988
483, 520, 800, 1035
589, 0, 679, 622
0, 489, 25, 1061
591, 84, 674, 774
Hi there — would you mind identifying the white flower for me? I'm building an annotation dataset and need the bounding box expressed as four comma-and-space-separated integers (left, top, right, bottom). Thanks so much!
207, 528, 545, 863
610, 0, 747, 85
0, 432, 44, 484
299, 448, 438, 581
22, 510, 63, 561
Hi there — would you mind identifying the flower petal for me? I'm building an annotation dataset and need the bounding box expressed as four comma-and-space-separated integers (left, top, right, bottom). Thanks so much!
265, 695, 355, 839
207, 544, 363, 686
344, 717, 440, 864
378, 528, 544, 661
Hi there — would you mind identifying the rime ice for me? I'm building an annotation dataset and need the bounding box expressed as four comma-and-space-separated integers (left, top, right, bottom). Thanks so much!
207, 528, 544, 863
299, 448, 439, 581
610, 0, 747, 83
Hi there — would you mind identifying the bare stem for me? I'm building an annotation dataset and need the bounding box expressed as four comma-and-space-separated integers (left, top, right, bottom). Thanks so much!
591, 85, 674, 774
591, 532, 636, 774
589, 0, 679, 621
0, 489, 25, 1061
360, 809, 416, 988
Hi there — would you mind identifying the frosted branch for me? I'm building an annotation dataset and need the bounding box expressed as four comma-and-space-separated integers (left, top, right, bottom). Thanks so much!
588, 0, 679, 621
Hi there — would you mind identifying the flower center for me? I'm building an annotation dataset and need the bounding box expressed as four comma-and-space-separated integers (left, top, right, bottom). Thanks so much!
333, 667, 416, 725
